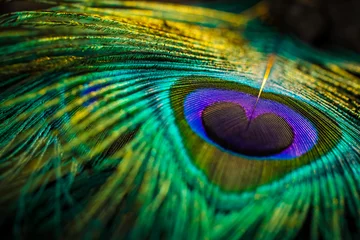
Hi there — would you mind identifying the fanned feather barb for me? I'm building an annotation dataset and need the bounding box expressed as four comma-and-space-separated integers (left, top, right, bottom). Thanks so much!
0, 1, 359, 239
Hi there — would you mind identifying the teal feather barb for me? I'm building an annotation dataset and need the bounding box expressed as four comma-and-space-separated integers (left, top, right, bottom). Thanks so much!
0, 1, 359, 239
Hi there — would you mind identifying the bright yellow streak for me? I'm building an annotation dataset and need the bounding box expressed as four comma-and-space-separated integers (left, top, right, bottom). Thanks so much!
257, 53, 276, 100
248, 54, 276, 124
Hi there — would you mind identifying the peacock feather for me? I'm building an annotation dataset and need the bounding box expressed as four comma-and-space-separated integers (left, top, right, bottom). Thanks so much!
0, 0, 359, 239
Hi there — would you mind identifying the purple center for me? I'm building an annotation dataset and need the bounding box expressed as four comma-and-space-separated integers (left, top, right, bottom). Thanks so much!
184, 89, 318, 160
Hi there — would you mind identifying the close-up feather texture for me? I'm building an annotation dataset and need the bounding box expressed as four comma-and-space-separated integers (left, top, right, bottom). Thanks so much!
0, 0, 359, 239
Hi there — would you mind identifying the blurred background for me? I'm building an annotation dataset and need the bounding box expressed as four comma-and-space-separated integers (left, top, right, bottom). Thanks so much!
1, 0, 359, 53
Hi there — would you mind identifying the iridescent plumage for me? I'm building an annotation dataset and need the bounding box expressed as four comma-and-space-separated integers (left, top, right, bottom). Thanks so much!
0, 1, 359, 239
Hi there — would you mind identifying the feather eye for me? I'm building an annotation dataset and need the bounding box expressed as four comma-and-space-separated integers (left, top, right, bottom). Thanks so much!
170, 76, 342, 192
0, 1, 359, 239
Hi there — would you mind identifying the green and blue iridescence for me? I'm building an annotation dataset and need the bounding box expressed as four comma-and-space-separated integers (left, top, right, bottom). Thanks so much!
81, 83, 110, 106
170, 76, 343, 192
0, 1, 359, 239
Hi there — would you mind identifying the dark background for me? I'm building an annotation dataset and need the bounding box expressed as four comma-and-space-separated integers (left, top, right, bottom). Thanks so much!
0, 0, 359, 52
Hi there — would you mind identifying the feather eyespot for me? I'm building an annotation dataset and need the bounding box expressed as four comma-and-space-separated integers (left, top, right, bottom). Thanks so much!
170, 76, 341, 192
